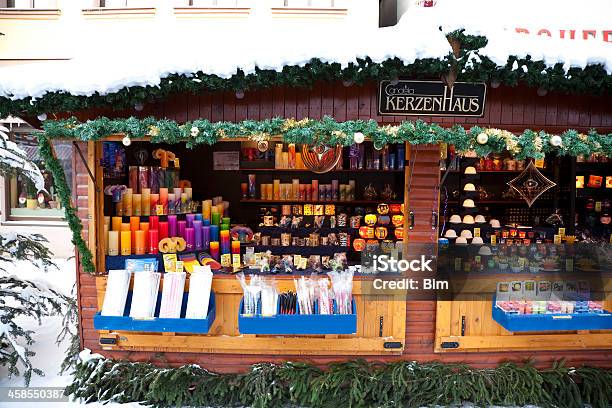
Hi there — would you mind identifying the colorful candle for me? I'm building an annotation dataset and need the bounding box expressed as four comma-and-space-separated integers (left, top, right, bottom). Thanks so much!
134, 230, 146, 255
168, 215, 178, 237
178, 220, 187, 240
222, 217, 230, 226
149, 215, 159, 232
248, 174, 256, 198
274, 143, 283, 169
185, 227, 195, 251
132, 193, 142, 216
108, 231, 119, 256
292, 179, 299, 200
202, 200, 212, 221
180, 193, 188, 213
150, 193, 159, 215
209, 224, 219, 242
120, 231, 131, 256
141, 188, 151, 216
184, 187, 192, 201
111, 216, 122, 231
167, 193, 176, 215
231, 240, 241, 254
138, 166, 149, 193
202, 225, 210, 250
195, 213, 203, 222
220, 230, 231, 254
288, 144, 296, 168
128, 166, 138, 191
123, 188, 133, 217
312, 179, 319, 201
211, 211, 220, 226
194, 220, 203, 250
209, 241, 220, 261
150, 166, 160, 194
148, 229, 159, 254
158, 221, 169, 241
159, 188, 168, 214
139, 222, 149, 253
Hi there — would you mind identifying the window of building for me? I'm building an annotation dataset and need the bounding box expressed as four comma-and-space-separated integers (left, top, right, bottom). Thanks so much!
4, 133, 72, 220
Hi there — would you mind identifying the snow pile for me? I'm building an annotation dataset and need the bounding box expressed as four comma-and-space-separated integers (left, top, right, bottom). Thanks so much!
0, 126, 45, 193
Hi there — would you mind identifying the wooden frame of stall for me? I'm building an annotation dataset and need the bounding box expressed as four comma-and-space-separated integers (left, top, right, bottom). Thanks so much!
88, 137, 408, 355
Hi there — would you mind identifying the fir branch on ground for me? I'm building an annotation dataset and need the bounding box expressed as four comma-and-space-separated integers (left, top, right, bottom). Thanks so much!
65, 357, 612, 408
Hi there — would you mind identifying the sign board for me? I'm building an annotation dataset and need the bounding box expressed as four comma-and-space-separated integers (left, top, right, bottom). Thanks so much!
213, 151, 240, 170
378, 80, 486, 117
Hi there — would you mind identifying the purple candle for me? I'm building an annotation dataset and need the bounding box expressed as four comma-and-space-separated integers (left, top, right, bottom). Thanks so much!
185, 227, 195, 251
178, 220, 187, 240
186, 213, 195, 228
194, 220, 203, 250
168, 215, 178, 237
202, 225, 210, 250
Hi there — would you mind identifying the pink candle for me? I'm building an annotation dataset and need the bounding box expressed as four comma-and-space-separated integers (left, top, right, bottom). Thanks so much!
186, 213, 195, 228
168, 215, 178, 237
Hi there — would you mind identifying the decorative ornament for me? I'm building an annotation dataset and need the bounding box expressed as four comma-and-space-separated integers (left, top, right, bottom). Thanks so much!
507, 160, 557, 207
373, 141, 384, 151
377, 203, 390, 215
363, 183, 377, 200
37, 113, 47, 121
134, 103, 144, 112
550, 135, 563, 147
476, 132, 489, 144
122, 135, 131, 147
394, 227, 404, 239
257, 140, 269, 152
375, 227, 388, 240
392, 214, 404, 227
380, 184, 397, 200
134, 148, 148, 165
235, 90, 245, 99
301, 144, 342, 174
353, 238, 366, 251
359, 226, 375, 239
364, 214, 377, 226
190, 126, 200, 137
353, 132, 365, 144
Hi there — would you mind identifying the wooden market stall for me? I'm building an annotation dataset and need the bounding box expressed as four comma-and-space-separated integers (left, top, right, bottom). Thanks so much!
56, 81, 611, 371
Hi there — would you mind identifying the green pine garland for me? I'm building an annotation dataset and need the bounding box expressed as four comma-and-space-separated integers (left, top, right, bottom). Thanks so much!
1, 32, 611, 118
65, 357, 612, 408
42, 116, 612, 159
37, 134, 96, 273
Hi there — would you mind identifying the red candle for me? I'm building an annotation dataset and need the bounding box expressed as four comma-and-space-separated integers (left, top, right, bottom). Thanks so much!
231, 240, 241, 254
139, 222, 149, 253
149, 229, 159, 254
159, 221, 169, 241
149, 215, 159, 232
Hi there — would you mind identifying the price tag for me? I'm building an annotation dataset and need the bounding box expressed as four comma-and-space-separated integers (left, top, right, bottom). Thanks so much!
174, 158, 180, 168
565, 259, 574, 272
156, 205, 164, 215
221, 253, 231, 267
232, 254, 241, 269
534, 158, 545, 168
554, 234, 562, 244
558, 228, 566, 237
175, 261, 184, 273
474, 228, 481, 238
490, 235, 497, 245
454, 257, 462, 271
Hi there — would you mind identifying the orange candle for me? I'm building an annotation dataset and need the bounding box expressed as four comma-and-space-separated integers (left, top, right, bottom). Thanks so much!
120, 231, 131, 256
123, 188, 133, 217
121, 223, 130, 231
134, 230, 146, 255
159, 188, 168, 214
140, 222, 150, 253
111, 216, 122, 231
132, 193, 142, 216
150, 193, 159, 215
130, 217, 140, 251
273, 179, 280, 200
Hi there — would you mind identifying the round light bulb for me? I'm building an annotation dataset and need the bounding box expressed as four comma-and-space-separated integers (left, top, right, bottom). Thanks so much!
490, 79, 501, 89
549, 135, 563, 147
537, 87, 548, 97
235, 90, 245, 99
122, 136, 132, 147
37, 113, 47, 121
390, 77, 400, 86
134, 103, 144, 111
353, 132, 365, 144
342, 80, 354, 87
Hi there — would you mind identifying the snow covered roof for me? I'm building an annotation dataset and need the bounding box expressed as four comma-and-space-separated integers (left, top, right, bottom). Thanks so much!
0, 0, 610, 107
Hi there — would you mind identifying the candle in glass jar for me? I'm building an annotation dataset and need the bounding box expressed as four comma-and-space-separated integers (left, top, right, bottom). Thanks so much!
108, 231, 119, 256
139, 222, 149, 253
159, 188, 168, 214
168, 215, 178, 237
120, 231, 131, 256
111, 216, 122, 231
123, 188, 133, 216
194, 220, 203, 250
148, 229, 159, 254
178, 220, 187, 240
185, 227, 195, 251
158, 221, 168, 241
141, 188, 151, 216
134, 230, 146, 255
132, 193, 142, 216
209, 241, 220, 261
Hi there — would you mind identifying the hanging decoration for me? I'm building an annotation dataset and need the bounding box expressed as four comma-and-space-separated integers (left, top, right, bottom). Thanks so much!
507, 161, 557, 207
301, 144, 343, 174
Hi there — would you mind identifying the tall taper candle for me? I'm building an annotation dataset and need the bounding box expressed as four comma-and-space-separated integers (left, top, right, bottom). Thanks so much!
178, 220, 187, 240
149, 229, 159, 254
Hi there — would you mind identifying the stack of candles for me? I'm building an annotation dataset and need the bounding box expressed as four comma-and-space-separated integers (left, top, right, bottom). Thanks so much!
106, 213, 229, 257
255, 179, 356, 202
116, 186, 193, 217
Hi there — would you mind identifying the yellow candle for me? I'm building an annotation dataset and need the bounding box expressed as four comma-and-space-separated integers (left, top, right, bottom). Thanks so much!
132, 193, 142, 216
120, 231, 131, 256
111, 216, 122, 231
123, 188, 133, 217
184, 187, 192, 201
281, 152, 289, 169
140, 222, 149, 253
108, 231, 119, 256
216, 203, 224, 218
202, 200, 212, 221
121, 223, 130, 231
134, 230, 146, 255
141, 188, 151, 216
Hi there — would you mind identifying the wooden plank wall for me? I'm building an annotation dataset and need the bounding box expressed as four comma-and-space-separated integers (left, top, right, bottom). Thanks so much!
75, 82, 612, 371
